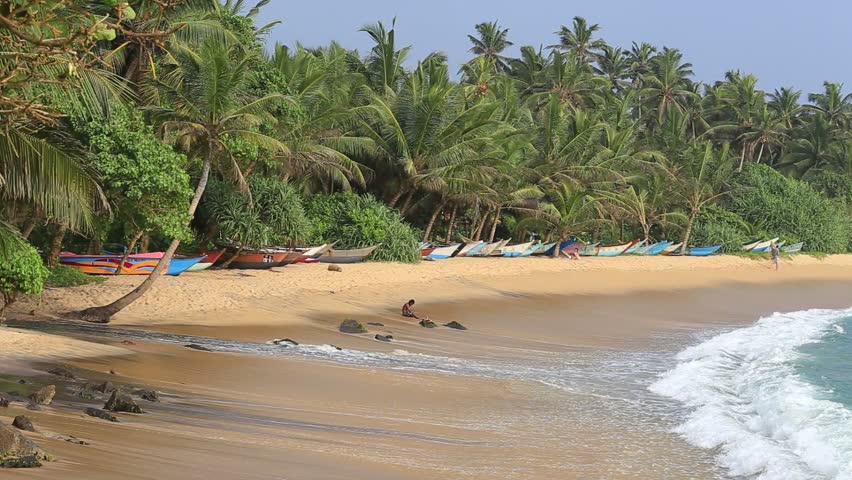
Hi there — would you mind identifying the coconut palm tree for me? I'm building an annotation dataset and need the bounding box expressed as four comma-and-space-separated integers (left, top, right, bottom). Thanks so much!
640, 48, 696, 127
360, 18, 411, 94
593, 45, 630, 92
806, 82, 852, 129
466, 21, 513, 72
75, 42, 288, 323
551, 16, 606, 66
768, 87, 803, 130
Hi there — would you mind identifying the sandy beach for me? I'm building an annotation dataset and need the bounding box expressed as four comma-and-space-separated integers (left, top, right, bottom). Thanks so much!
4, 255, 852, 479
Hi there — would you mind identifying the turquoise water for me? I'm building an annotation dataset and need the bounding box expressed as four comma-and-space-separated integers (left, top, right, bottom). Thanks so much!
798, 316, 852, 409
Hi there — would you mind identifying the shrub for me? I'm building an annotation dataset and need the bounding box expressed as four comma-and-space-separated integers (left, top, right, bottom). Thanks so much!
46, 265, 104, 288
690, 205, 753, 253
305, 193, 420, 263
728, 164, 851, 253
0, 244, 49, 318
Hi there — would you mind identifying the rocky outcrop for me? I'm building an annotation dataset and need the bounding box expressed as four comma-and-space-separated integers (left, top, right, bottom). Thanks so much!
0, 424, 52, 468
104, 391, 143, 414
93, 381, 117, 395
374, 334, 393, 342
46, 366, 75, 379
272, 338, 299, 346
84, 408, 118, 422
0, 396, 9, 408
132, 389, 159, 403
12, 416, 33, 432
339, 319, 367, 334
185, 344, 212, 352
27, 386, 55, 406
418, 319, 437, 328
444, 321, 468, 330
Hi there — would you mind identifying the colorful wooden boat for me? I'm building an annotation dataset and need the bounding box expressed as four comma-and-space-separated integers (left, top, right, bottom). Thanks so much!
534, 242, 557, 256
686, 245, 723, 257
660, 243, 684, 255
293, 243, 335, 264
420, 246, 437, 257
501, 241, 534, 257
426, 244, 461, 260
749, 238, 780, 253
633, 242, 656, 255
624, 240, 647, 254
225, 252, 289, 269
186, 250, 225, 272
643, 241, 673, 256
318, 245, 379, 264
594, 240, 639, 257
519, 243, 542, 257
167, 256, 205, 275
457, 241, 486, 257
782, 242, 804, 253
578, 242, 600, 256
59, 252, 203, 276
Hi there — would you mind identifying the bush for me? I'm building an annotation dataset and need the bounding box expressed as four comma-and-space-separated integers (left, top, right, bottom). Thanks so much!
728, 164, 851, 253
305, 193, 420, 263
0, 244, 49, 316
690, 205, 753, 253
46, 265, 104, 288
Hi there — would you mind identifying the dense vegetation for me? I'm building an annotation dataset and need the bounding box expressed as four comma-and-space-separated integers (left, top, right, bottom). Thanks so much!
3, 1, 852, 320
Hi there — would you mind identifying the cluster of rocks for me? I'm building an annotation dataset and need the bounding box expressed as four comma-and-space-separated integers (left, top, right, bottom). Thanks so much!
336, 317, 468, 342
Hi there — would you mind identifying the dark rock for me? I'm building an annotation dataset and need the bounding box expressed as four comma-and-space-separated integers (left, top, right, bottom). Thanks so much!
73, 384, 96, 400
108, 369, 117, 375
367, 322, 385, 327
185, 344, 212, 352
329, 345, 343, 351
119, 340, 136, 346
104, 391, 143, 414
374, 334, 393, 342
419, 319, 437, 329
27, 386, 55, 406
273, 338, 299, 346
132, 389, 159, 403
0, 424, 52, 468
93, 381, 117, 394
444, 321, 468, 330
339, 319, 367, 334
62, 436, 89, 446
17, 380, 26, 385
25, 404, 42, 412
0, 398, 9, 408
327, 264, 342, 272
84, 408, 118, 423
12, 416, 33, 432
46, 366, 75, 379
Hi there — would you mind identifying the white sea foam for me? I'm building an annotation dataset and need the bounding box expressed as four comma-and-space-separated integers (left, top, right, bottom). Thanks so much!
650, 308, 852, 480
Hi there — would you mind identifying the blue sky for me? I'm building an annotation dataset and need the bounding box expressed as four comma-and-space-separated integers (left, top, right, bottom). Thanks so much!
256, 0, 848, 95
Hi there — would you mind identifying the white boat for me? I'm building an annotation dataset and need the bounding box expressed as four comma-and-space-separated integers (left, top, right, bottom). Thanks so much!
501, 242, 534, 257
749, 238, 780, 253
426, 244, 461, 260
471, 239, 505, 257
456, 241, 485, 257
660, 243, 683, 255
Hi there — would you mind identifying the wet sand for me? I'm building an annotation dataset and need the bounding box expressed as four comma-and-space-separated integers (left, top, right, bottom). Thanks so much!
5, 257, 852, 479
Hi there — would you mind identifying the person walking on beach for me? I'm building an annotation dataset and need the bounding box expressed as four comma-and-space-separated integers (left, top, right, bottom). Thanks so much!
402, 299, 419, 319
770, 241, 781, 271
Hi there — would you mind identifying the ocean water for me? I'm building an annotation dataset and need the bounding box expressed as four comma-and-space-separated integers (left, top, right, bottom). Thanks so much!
651, 308, 852, 480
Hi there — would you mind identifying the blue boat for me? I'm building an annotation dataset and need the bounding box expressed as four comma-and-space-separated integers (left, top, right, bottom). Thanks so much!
461, 242, 487, 257
685, 245, 723, 257
644, 241, 673, 256
624, 239, 647, 254
167, 256, 205, 276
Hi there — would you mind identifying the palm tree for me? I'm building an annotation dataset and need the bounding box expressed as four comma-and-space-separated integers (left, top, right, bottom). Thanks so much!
768, 87, 802, 129
806, 81, 852, 129
359, 18, 411, 94
593, 45, 630, 92
551, 16, 606, 65
508, 45, 548, 96
601, 177, 683, 242
640, 48, 696, 127
738, 106, 788, 166
778, 115, 839, 178
513, 181, 600, 244
466, 21, 513, 72
75, 42, 287, 323
530, 50, 606, 110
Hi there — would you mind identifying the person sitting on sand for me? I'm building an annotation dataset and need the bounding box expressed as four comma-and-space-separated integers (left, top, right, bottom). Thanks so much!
402, 299, 419, 319
770, 241, 781, 271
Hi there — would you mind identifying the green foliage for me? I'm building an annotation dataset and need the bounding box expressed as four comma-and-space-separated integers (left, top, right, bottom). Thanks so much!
729, 164, 851, 253
809, 172, 852, 204
0, 244, 49, 311
690, 205, 752, 253
46, 265, 104, 288
305, 193, 420, 263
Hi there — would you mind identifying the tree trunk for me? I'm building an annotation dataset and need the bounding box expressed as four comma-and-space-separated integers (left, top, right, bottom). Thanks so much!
445, 205, 458, 243
75, 151, 214, 323
115, 230, 144, 275
46, 221, 67, 268
756, 143, 765, 164
423, 199, 446, 242
399, 191, 415, 216
488, 207, 502, 242
19, 213, 38, 239
738, 146, 746, 172
473, 208, 490, 241
388, 186, 405, 208
680, 209, 698, 256
139, 233, 150, 253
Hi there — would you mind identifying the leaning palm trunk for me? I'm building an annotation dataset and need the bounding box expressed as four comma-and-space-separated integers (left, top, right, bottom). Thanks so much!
445, 205, 457, 243
423, 199, 446, 242
216, 245, 243, 270
75, 154, 213, 323
473, 208, 490, 241
679, 208, 699, 256
46, 221, 68, 268
115, 230, 144, 275
488, 207, 501, 242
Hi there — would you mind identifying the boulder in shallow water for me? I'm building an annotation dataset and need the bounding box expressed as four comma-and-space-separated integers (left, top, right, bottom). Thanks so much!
46, 366, 75, 379
443, 321, 468, 330
25, 404, 42, 412
12, 416, 33, 432
418, 319, 437, 329
374, 334, 393, 342
185, 344, 212, 352
84, 408, 118, 422
104, 391, 143, 414
92, 381, 117, 395
273, 338, 299, 346
0, 424, 52, 468
339, 319, 367, 334
132, 389, 159, 403
27, 386, 55, 406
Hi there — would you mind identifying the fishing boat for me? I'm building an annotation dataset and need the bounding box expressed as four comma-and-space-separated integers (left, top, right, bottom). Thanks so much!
318, 245, 380, 264
624, 240, 647, 254
660, 243, 684, 255
501, 241, 534, 257
519, 243, 542, 257
643, 241, 673, 256
293, 243, 335, 264
595, 240, 640, 257
426, 244, 461, 260
578, 243, 600, 256
782, 242, 804, 253
749, 238, 780, 253
686, 244, 723, 257
456, 241, 485, 257
59, 252, 203, 276
534, 242, 557, 256
470, 240, 502, 257
186, 250, 225, 272
420, 246, 437, 257
633, 242, 656, 255
166, 256, 205, 275
226, 251, 290, 269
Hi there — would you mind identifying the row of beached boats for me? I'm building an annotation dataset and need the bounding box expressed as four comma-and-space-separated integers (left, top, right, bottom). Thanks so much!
58, 244, 382, 276
420, 237, 804, 260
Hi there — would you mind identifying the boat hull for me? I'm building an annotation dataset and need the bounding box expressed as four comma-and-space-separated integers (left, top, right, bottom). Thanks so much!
186, 250, 225, 272
686, 245, 723, 257
60, 255, 159, 275
595, 240, 639, 257
426, 244, 461, 260
228, 252, 289, 269
318, 246, 379, 264
644, 241, 673, 255
167, 257, 205, 275
782, 242, 804, 253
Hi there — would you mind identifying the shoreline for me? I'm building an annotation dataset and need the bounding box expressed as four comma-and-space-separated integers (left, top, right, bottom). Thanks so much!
5, 257, 852, 479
